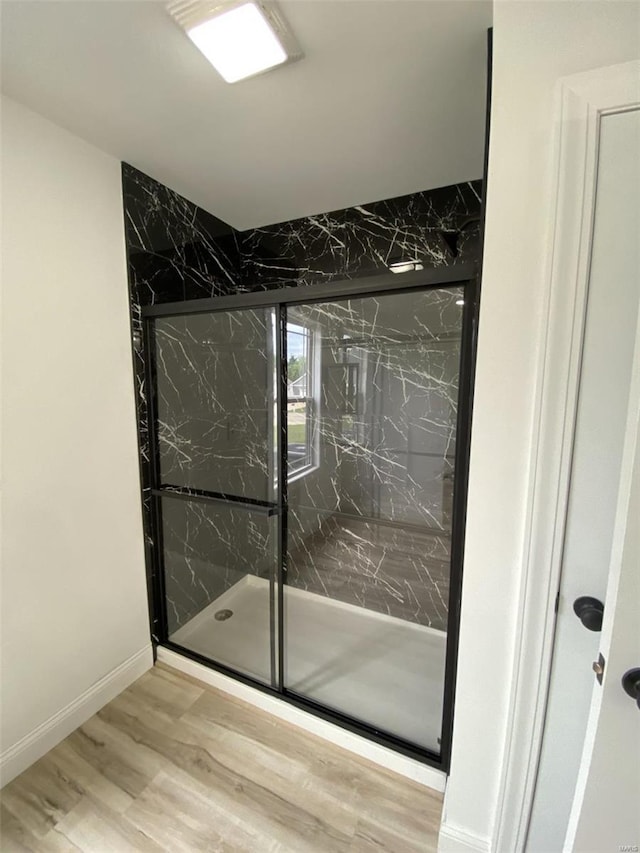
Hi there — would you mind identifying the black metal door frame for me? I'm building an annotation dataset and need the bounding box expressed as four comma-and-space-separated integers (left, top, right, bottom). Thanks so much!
141, 262, 478, 772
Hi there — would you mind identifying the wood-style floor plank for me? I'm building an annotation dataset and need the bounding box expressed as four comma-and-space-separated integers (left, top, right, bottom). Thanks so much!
1, 663, 442, 852
124, 767, 278, 853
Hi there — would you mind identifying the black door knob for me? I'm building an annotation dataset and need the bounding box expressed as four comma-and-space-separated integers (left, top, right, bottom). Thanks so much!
622, 668, 640, 709
573, 596, 604, 631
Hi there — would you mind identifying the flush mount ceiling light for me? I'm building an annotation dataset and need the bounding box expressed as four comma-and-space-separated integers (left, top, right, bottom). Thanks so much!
167, 0, 302, 83
389, 260, 424, 275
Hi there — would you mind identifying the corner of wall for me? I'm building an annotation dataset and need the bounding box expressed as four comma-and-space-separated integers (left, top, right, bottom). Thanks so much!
0, 645, 153, 787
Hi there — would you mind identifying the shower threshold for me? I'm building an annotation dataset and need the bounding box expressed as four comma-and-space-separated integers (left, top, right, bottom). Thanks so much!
170, 575, 446, 752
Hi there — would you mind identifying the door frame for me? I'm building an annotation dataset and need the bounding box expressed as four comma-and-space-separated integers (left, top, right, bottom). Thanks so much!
141, 265, 479, 772
493, 60, 640, 852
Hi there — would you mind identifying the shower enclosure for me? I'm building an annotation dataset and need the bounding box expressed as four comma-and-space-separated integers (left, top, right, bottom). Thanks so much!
143, 265, 476, 768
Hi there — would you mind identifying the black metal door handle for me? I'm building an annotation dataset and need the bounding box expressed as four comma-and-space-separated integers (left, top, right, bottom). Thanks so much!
622, 669, 640, 709
573, 596, 604, 631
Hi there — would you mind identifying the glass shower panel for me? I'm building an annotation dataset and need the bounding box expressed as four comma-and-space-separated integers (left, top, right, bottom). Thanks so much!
284, 287, 464, 753
161, 495, 278, 686
154, 309, 277, 502
152, 306, 279, 686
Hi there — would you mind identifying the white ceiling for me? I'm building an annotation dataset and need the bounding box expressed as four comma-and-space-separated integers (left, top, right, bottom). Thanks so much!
0, 0, 492, 230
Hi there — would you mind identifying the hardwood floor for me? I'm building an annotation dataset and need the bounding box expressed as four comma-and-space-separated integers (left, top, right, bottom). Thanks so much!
0, 663, 442, 852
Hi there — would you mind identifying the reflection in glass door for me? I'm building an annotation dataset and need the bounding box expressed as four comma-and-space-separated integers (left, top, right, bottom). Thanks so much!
150, 308, 279, 686
284, 288, 464, 754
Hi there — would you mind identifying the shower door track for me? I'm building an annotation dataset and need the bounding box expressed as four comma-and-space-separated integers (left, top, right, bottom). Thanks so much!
141, 261, 479, 773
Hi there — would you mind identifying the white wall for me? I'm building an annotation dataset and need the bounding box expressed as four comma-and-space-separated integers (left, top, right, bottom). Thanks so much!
439, 2, 640, 851
0, 96, 152, 784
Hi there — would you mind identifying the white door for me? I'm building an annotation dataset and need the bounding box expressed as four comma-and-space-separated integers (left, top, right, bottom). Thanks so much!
565, 106, 640, 853
527, 107, 640, 851
567, 317, 640, 850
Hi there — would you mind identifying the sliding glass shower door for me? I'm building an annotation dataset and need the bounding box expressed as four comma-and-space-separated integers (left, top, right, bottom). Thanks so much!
150, 307, 280, 686
145, 273, 473, 764
284, 287, 463, 753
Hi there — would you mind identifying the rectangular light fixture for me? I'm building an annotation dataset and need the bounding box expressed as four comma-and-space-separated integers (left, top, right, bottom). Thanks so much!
167, 0, 301, 83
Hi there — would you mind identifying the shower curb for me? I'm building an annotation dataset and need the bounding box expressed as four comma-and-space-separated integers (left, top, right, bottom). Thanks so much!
157, 646, 446, 792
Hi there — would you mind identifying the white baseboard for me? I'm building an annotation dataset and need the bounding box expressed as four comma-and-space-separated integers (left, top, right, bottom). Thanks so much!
438, 821, 491, 852
0, 644, 153, 787
157, 646, 446, 793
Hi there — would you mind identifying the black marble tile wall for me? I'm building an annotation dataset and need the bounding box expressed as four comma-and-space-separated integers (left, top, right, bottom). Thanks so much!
123, 164, 241, 305
123, 162, 481, 309
240, 182, 482, 289
154, 309, 276, 502
161, 497, 276, 635
123, 164, 244, 636
122, 163, 481, 633
285, 288, 463, 630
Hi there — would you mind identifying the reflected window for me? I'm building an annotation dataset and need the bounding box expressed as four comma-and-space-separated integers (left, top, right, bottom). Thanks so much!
340, 357, 359, 440
287, 322, 317, 479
